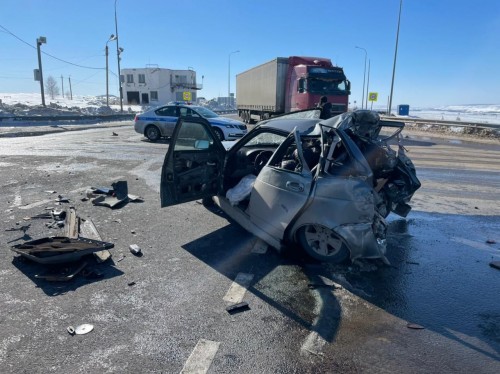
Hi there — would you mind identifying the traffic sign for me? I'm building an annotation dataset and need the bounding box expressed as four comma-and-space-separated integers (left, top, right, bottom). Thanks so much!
368, 92, 378, 102
183, 91, 192, 101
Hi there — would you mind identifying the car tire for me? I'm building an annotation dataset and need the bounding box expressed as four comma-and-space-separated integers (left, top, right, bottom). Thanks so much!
145, 125, 161, 142
297, 224, 349, 263
213, 127, 224, 141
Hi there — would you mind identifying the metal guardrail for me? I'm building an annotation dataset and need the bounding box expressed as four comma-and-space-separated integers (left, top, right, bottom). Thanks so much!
380, 115, 500, 130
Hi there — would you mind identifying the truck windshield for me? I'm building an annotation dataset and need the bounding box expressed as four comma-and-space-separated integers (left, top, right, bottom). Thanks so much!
307, 78, 348, 95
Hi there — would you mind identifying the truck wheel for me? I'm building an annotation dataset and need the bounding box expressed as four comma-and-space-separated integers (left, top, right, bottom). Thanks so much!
297, 224, 349, 263
145, 125, 161, 142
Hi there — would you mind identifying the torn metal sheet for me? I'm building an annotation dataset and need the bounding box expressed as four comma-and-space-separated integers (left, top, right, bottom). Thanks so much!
91, 195, 127, 209
11, 236, 114, 264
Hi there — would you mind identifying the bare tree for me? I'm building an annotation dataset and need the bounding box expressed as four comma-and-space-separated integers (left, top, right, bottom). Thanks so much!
45, 76, 60, 99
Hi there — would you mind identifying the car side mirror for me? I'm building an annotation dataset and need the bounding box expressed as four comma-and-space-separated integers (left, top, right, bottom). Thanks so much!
194, 139, 210, 149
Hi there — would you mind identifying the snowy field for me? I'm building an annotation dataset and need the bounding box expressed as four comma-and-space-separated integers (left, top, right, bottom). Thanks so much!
1, 93, 500, 125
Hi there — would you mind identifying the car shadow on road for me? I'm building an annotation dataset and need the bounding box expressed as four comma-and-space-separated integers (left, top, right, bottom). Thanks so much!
11, 255, 124, 296
182, 209, 500, 361
181, 222, 342, 345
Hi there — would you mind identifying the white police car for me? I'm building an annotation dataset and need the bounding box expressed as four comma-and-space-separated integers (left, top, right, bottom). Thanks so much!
134, 104, 247, 141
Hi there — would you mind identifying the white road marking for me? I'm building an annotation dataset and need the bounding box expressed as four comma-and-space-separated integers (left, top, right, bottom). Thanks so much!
301, 331, 327, 356
223, 272, 254, 304
180, 339, 220, 374
250, 239, 268, 254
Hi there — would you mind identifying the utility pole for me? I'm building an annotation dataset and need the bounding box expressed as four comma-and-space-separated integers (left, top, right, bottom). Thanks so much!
68, 76, 73, 100
61, 75, 64, 99
115, 0, 123, 112
36, 37, 46, 106
388, 0, 403, 115
365, 59, 370, 109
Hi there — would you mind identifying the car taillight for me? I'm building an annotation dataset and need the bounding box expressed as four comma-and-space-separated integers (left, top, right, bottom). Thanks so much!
134, 115, 138, 122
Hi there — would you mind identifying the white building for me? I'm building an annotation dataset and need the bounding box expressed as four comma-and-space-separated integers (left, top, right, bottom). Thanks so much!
120, 66, 201, 105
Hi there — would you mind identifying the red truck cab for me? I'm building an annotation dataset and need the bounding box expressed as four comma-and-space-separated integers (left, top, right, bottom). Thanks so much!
285, 56, 350, 114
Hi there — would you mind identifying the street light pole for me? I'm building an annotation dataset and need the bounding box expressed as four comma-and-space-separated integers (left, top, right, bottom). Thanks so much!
36, 36, 46, 107
355, 46, 367, 109
114, 0, 123, 112
365, 59, 371, 109
388, 0, 403, 115
106, 34, 117, 107
228, 50, 240, 108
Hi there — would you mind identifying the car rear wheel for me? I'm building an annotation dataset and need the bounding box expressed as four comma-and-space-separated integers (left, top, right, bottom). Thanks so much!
145, 125, 161, 142
297, 224, 349, 263
213, 127, 224, 141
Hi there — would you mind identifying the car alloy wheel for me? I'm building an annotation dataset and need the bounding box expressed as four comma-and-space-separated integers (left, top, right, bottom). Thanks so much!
145, 125, 161, 142
297, 224, 349, 263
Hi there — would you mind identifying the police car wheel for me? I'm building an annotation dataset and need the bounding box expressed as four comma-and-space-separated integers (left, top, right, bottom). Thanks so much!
145, 125, 161, 142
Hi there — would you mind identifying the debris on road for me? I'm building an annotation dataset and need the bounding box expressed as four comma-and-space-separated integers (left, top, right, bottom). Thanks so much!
129, 244, 142, 256
55, 195, 70, 203
407, 323, 425, 330
68, 324, 94, 335
80, 218, 111, 262
226, 301, 250, 314
486, 239, 496, 244
65, 207, 78, 239
489, 261, 500, 270
11, 236, 114, 264
35, 261, 88, 281
127, 281, 136, 286
88, 181, 143, 209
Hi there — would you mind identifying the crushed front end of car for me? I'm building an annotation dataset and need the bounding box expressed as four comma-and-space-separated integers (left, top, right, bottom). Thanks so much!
290, 110, 421, 263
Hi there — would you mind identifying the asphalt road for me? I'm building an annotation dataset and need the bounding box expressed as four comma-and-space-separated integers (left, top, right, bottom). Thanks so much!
0, 123, 499, 373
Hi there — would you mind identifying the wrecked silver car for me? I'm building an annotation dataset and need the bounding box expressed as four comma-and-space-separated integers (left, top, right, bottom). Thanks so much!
160, 109, 421, 263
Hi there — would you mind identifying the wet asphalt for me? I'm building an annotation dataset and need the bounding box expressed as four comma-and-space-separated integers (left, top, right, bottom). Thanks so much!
0, 122, 498, 373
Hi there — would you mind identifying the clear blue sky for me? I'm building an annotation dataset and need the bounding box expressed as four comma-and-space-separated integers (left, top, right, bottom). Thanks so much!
1, 0, 499, 108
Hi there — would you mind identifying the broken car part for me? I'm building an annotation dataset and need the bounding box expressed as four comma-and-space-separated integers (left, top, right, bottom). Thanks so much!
160, 110, 421, 264
226, 302, 250, 314
129, 244, 141, 255
11, 236, 114, 264
35, 261, 88, 282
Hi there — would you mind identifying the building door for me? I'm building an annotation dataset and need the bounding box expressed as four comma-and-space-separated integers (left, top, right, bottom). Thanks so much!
141, 93, 149, 104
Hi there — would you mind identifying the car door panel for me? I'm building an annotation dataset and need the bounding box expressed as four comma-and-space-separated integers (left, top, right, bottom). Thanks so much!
161, 117, 225, 207
247, 130, 313, 240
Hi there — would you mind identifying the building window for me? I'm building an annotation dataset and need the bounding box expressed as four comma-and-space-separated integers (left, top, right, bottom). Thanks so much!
138, 74, 146, 84
150, 91, 158, 101
126, 74, 134, 83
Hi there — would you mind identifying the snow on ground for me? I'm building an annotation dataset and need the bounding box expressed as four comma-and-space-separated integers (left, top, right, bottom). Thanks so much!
0, 93, 143, 117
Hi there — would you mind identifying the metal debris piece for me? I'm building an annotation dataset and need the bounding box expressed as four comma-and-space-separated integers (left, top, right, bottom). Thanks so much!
55, 195, 70, 203
6, 224, 30, 233
128, 194, 144, 202
45, 190, 56, 194
67, 326, 75, 335
486, 239, 496, 244
80, 218, 112, 263
127, 281, 136, 286
226, 302, 250, 314
75, 324, 94, 335
31, 212, 52, 219
129, 244, 141, 255
11, 237, 114, 264
65, 207, 78, 239
407, 323, 425, 330
35, 261, 88, 281
116, 254, 125, 262
489, 261, 500, 270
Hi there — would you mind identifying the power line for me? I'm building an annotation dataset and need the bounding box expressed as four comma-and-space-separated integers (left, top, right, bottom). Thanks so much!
0, 24, 104, 70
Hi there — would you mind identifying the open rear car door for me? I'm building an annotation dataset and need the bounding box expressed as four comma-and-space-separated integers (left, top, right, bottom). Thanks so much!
160, 117, 226, 207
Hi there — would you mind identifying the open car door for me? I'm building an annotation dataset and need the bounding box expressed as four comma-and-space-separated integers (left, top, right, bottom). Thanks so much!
160, 117, 226, 207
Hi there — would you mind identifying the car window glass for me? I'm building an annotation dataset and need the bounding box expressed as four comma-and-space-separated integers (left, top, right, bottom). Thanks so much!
156, 106, 176, 116
174, 121, 214, 152
244, 131, 286, 147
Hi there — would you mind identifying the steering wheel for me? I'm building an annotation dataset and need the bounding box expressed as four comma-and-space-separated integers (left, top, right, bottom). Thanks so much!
254, 150, 273, 174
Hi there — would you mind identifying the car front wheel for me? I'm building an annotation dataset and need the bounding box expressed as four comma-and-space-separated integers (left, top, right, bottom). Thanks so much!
213, 127, 224, 141
297, 224, 349, 263
145, 125, 161, 142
